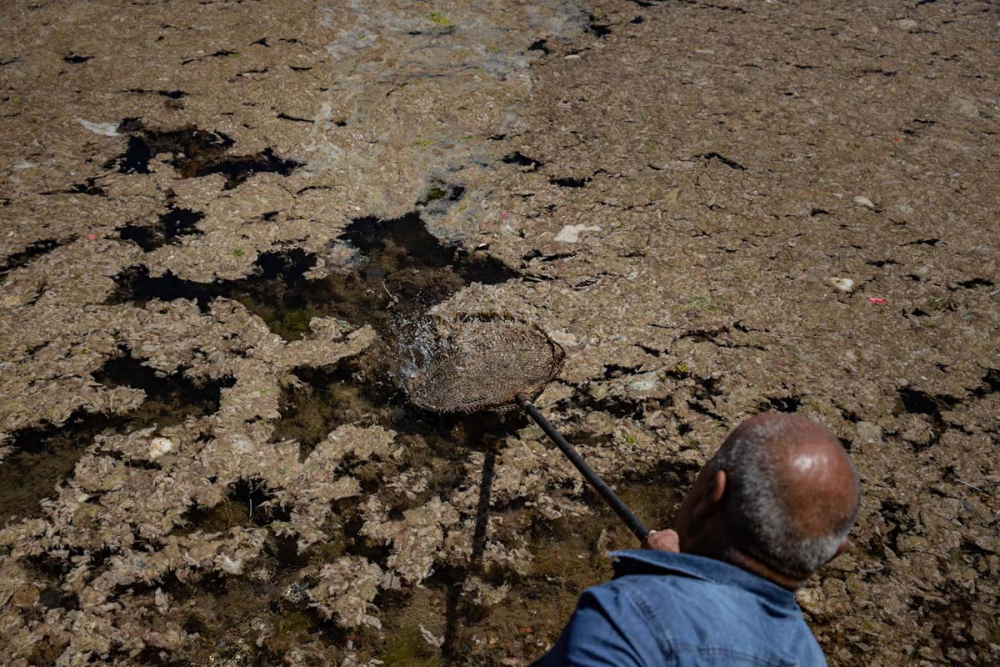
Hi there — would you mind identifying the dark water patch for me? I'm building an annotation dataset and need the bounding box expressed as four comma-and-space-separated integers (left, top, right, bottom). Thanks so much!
272, 348, 524, 461
124, 88, 188, 99
874, 498, 913, 557
108, 121, 233, 174
134, 646, 190, 667
503, 152, 542, 171
179, 478, 289, 535
109, 249, 319, 338
277, 112, 312, 123
39, 587, 80, 610
139, 565, 336, 666
897, 386, 958, 417
572, 386, 647, 420
271, 356, 399, 456
110, 213, 516, 340
895, 386, 960, 451
0, 409, 119, 526
109, 265, 217, 307
521, 249, 576, 265
93, 350, 233, 425
340, 212, 515, 289
971, 369, 999, 398
956, 277, 994, 289
0, 353, 232, 525
588, 16, 612, 38
761, 394, 802, 413
182, 49, 239, 65
0, 238, 64, 281
682, 374, 728, 423
342, 511, 395, 569
602, 363, 642, 380
70, 176, 107, 195
550, 175, 590, 188
199, 148, 300, 189
526, 39, 549, 54
105, 121, 300, 189
14, 554, 84, 663
697, 152, 747, 171
419, 183, 465, 205
119, 205, 205, 251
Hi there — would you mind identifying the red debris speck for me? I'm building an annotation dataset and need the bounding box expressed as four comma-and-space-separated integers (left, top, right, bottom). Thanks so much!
87, 234, 97, 240
868, 297, 887, 304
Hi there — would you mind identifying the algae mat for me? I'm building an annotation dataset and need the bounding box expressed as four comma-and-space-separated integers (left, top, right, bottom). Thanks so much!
1, 1, 998, 665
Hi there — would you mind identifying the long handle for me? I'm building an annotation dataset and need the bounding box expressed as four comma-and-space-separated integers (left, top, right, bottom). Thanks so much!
516, 394, 649, 542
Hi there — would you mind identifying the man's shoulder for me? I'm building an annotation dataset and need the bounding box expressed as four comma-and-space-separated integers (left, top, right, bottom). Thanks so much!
593, 551, 828, 666
532, 564, 827, 667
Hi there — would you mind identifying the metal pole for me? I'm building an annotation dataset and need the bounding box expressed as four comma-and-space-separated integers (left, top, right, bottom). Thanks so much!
517, 394, 649, 542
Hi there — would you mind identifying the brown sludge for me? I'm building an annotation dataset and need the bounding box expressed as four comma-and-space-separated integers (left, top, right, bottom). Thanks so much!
1, 0, 998, 666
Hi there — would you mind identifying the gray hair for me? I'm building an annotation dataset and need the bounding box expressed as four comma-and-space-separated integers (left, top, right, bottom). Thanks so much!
708, 419, 860, 580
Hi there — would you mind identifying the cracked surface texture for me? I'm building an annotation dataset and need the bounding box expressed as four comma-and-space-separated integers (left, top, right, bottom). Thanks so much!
1, 0, 999, 665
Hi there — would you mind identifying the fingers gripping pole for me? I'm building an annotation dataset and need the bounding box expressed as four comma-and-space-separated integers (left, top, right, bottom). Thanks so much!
516, 394, 650, 542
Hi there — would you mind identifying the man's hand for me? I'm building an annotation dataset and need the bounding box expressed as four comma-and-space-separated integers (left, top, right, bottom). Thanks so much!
644, 529, 680, 553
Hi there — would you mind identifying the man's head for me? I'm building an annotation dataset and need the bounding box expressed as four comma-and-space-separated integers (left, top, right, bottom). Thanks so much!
673, 414, 860, 586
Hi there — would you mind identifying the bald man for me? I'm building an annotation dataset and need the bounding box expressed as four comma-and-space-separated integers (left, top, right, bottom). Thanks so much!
533, 414, 860, 666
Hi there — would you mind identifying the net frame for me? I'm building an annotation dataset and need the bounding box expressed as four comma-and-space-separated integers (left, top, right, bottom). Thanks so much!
405, 314, 565, 414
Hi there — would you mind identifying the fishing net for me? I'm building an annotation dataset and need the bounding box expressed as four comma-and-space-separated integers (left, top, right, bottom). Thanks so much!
404, 314, 565, 413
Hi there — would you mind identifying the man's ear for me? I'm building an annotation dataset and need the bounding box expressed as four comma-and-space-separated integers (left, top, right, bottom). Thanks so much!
693, 469, 727, 518
826, 537, 849, 564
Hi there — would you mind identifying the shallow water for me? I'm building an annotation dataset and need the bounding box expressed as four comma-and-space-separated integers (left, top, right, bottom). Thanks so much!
0, 353, 232, 526
2, 202, 676, 665
110, 211, 515, 342
152, 458, 686, 666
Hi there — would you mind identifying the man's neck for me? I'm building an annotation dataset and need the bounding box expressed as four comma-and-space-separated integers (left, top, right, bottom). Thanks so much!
722, 548, 805, 591
682, 543, 805, 591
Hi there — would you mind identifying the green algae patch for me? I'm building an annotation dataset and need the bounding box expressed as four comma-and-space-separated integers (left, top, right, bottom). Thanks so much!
382, 626, 442, 667
426, 12, 452, 27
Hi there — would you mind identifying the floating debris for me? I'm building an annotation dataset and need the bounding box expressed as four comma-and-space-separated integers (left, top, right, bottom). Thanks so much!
830, 277, 855, 293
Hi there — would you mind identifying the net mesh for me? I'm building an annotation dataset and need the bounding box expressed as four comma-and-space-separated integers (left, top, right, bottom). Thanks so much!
405, 315, 565, 413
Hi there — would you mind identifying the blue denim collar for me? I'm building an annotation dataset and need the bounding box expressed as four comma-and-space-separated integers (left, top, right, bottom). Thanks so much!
609, 549, 799, 609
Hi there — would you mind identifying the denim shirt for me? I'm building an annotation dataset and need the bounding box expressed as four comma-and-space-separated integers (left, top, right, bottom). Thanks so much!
533, 550, 827, 667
